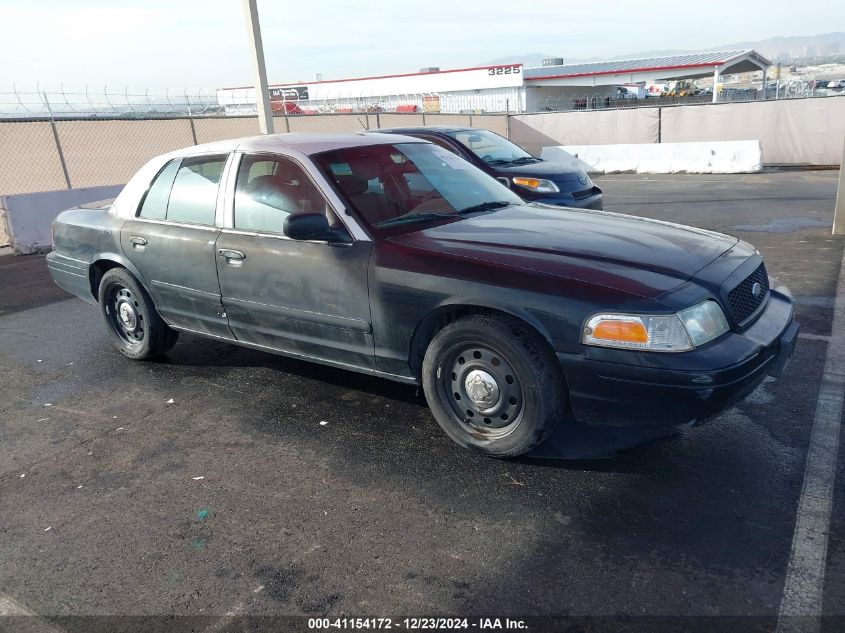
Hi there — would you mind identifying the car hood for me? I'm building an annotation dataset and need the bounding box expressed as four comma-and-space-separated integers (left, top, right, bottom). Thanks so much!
490, 160, 588, 182
388, 204, 739, 299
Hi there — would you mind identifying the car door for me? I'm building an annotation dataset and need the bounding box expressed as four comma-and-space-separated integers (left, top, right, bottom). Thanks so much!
214, 151, 374, 370
120, 153, 232, 338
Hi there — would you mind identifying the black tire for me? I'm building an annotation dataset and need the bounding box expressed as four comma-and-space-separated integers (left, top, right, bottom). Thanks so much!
421, 314, 566, 456
98, 268, 178, 360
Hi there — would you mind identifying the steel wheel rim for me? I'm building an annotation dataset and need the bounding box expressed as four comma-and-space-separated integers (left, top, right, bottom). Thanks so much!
437, 342, 524, 440
106, 285, 145, 348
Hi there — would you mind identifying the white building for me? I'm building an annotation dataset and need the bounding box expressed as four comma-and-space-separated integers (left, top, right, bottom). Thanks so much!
216, 50, 771, 115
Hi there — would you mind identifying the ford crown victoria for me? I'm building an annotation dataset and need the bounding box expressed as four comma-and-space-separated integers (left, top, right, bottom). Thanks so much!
47, 133, 798, 456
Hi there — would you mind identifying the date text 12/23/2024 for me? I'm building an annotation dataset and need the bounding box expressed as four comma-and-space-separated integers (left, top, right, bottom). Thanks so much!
308, 618, 527, 630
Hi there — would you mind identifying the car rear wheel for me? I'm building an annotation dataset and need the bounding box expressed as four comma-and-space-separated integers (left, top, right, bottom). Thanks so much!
422, 314, 566, 456
98, 268, 178, 360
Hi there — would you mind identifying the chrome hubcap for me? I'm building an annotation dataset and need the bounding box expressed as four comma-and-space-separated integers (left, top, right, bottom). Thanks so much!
464, 369, 500, 411
118, 301, 137, 331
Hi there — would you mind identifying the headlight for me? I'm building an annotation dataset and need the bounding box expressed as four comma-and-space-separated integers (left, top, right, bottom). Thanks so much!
512, 177, 559, 193
678, 300, 730, 347
583, 300, 729, 352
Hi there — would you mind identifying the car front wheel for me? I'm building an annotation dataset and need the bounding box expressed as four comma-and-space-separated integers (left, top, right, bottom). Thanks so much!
98, 268, 178, 360
422, 314, 566, 456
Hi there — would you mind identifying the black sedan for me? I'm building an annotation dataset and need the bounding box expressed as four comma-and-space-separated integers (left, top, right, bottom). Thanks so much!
47, 133, 797, 457
378, 126, 603, 209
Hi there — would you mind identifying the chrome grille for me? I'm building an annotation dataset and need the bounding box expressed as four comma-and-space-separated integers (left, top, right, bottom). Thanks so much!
727, 263, 769, 324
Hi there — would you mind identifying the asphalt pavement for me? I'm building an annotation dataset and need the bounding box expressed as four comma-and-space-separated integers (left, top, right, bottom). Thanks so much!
0, 170, 843, 633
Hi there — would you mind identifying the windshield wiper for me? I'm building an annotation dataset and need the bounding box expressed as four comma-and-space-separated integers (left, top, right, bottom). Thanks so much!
457, 201, 512, 214
377, 202, 511, 227
376, 211, 459, 228
486, 156, 541, 165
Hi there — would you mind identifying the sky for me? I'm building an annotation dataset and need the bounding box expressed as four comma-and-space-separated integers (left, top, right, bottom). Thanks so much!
1, 0, 843, 95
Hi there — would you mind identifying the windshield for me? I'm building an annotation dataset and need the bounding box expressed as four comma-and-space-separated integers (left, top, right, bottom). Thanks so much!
446, 129, 537, 164
314, 142, 522, 230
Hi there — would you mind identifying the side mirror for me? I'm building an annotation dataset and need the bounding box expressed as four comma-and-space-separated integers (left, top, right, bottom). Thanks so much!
283, 213, 351, 244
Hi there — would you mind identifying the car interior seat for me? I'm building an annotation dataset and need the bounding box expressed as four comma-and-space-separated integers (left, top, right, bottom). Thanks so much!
338, 156, 400, 225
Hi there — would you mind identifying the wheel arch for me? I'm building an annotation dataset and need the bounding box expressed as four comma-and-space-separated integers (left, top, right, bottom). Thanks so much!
88, 253, 148, 303
408, 302, 557, 379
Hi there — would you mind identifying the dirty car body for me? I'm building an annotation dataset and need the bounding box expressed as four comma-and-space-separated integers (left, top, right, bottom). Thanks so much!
47, 133, 798, 456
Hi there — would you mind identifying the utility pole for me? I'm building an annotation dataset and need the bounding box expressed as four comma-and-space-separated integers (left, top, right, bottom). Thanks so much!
242, 0, 274, 134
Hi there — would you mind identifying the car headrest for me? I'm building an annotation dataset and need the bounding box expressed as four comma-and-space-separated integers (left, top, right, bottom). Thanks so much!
347, 155, 383, 181
338, 176, 368, 196
245, 175, 294, 210
247, 175, 281, 194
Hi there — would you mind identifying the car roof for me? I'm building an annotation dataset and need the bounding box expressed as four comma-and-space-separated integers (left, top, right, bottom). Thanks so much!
168, 132, 428, 159
377, 126, 475, 135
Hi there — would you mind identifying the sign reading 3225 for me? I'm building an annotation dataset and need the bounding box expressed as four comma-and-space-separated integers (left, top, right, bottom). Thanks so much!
488, 66, 521, 75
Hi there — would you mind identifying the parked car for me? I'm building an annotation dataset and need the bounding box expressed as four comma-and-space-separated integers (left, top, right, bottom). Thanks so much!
47, 133, 798, 457
378, 126, 603, 210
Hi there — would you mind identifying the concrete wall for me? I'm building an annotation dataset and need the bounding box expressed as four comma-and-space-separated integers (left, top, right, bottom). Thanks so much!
661, 98, 845, 165
511, 97, 845, 166
511, 109, 660, 156
542, 141, 763, 174
0, 185, 123, 254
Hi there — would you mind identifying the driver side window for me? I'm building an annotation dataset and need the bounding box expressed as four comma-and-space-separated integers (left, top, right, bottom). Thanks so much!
234, 155, 329, 234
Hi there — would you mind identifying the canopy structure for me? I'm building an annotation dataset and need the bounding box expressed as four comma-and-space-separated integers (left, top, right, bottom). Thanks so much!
524, 50, 772, 102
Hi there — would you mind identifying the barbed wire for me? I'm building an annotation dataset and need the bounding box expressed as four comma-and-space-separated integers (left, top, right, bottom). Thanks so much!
0, 84, 221, 118
2, 81, 843, 119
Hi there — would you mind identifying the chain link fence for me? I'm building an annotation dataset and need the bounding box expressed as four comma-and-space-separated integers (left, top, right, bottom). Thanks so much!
1, 84, 842, 197
0, 112, 510, 196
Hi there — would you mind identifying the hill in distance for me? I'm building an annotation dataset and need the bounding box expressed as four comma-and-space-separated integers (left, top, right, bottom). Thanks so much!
485, 32, 845, 67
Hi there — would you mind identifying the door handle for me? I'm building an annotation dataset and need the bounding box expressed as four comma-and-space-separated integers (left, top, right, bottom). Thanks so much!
129, 236, 147, 249
217, 249, 246, 266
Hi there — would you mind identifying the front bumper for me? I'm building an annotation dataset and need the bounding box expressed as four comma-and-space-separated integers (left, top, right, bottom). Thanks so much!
557, 288, 798, 430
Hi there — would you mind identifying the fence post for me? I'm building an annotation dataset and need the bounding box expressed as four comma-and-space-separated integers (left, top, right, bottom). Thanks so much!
185, 97, 199, 145
422, 111, 426, 126
657, 107, 662, 144
376, 112, 381, 129
834, 136, 845, 235
283, 109, 291, 133
505, 99, 511, 140
43, 92, 72, 190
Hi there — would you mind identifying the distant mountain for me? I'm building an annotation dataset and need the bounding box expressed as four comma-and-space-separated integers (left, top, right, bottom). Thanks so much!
485, 32, 845, 67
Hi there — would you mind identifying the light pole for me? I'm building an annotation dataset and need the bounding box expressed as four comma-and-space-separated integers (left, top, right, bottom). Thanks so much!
242, 0, 274, 134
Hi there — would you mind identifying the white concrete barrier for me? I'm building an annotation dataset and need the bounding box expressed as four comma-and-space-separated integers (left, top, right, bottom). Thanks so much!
541, 140, 763, 174
0, 185, 123, 254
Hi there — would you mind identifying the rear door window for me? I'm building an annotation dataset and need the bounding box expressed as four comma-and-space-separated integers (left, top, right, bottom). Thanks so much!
166, 156, 228, 225
138, 159, 180, 220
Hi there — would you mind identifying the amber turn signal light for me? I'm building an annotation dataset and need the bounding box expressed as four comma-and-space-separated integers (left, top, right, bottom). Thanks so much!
591, 319, 649, 344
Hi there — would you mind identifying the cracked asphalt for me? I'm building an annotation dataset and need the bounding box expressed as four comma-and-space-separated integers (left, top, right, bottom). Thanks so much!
0, 170, 843, 632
